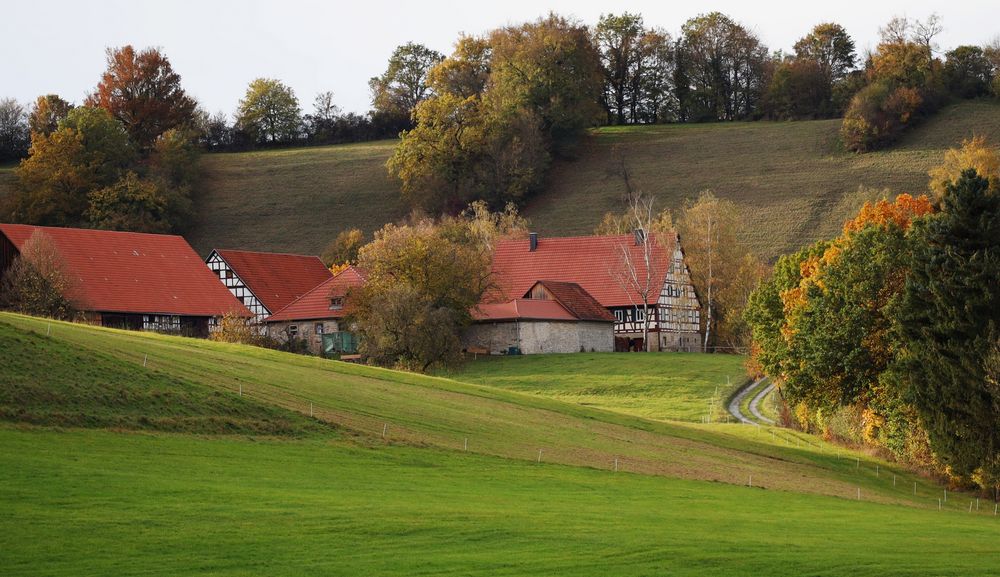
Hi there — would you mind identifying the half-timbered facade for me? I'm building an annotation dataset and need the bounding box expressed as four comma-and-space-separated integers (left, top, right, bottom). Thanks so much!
491, 232, 702, 351
0, 224, 249, 336
205, 249, 333, 322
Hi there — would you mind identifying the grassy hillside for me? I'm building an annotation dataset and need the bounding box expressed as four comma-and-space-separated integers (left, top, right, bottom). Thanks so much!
0, 313, 974, 507
185, 140, 404, 256
0, 163, 15, 205
4, 427, 999, 577
444, 352, 747, 422
4, 313, 1000, 574
531, 98, 1000, 258
0, 320, 327, 435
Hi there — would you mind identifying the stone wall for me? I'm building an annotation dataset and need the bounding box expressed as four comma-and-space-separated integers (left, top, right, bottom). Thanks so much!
265, 318, 340, 355
463, 320, 613, 355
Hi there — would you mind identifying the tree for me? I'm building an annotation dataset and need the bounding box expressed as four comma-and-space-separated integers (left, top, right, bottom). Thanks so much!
893, 169, 1000, 485
85, 46, 197, 152
793, 23, 857, 83
675, 13, 769, 122
0, 230, 77, 319
305, 91, 342, 143
28, 95, 73, 137
594, 13, 645, 125
0, 98, 29, 162
763, 58, 832, 119
352, 218, 493, 371
610, 194, 675, 351
369, 42, 443, 127
944, 46, 995, 98
928, 136, 999, 198
86, 171, 170, 233
320, 228, 364, 268
234, 78, 302, 144
11, 107, 135, 226
676, 191, 744, 350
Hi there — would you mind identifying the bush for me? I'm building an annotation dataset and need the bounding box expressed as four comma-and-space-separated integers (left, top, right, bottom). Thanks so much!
0, 230, 77, 319
841, 82, 922, 152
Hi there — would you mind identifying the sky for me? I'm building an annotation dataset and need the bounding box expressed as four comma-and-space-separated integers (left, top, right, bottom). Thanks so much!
2, 0, 997, 117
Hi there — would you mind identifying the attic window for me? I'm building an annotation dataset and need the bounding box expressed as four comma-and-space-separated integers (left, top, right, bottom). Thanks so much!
329, 297, 344, 310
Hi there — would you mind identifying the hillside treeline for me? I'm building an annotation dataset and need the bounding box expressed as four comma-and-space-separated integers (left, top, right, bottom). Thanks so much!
745, 138, 1000, 492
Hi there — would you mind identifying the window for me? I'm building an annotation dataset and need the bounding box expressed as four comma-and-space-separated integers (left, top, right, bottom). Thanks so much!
288, 325, 298, 337
225, 270, 233, 279
315, 323, 324, 335
635, 307, 645, 322
614, 309, 624, 323
329, 297, 344, 310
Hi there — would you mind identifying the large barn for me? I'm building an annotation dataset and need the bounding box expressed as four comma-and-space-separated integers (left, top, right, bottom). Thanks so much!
205, 249, 333, 321
0, 224, 249, 336
491, 232, 702, 352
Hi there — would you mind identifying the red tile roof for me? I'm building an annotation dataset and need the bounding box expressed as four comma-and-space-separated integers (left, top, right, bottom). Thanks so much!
0, 224, 249, 316
471, 299, 577, 322
530, 280, 615, 322
492, 234, 671, 307
264, 266, 367, 322
213, 249, 332, 313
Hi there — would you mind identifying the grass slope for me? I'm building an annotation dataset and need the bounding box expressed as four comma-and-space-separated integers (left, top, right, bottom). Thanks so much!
531, 98, 1000, 258
185, 141, 403, 256
180, 99, 1000, 259
0, 163, 15, 205
3, 427, 999, 577
0, 312, 978, 510
443, 352, 747, 422
0, 320, 327, 436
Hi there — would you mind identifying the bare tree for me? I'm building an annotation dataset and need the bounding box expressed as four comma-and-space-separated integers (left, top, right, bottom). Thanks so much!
610, 193, 675, 352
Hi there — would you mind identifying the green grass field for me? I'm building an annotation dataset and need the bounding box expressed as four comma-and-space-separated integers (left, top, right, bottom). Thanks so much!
3, 427, 999, 577
2, 312, 999, 575
444, 353, 747, 422
179, 99, 1000, 259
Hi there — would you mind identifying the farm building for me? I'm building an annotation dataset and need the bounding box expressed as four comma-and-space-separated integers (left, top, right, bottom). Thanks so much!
205, 249, 332, 321
263, 266, 367, 356
0, 224, 249, 336
491, 232, 702, 352
465, 280, 614, 355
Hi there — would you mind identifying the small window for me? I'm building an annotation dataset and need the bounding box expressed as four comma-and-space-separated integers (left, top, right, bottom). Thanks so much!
315, 323, 324, 335
614, 309, 624, 323
329, 297, 344, 310
288, 325, 298, 337
635, 307, 645, 322
225, 270, 233, 279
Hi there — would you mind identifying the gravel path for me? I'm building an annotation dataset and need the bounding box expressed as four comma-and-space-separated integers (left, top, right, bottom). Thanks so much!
727, 378, 766, 424
748, 382, 776, 425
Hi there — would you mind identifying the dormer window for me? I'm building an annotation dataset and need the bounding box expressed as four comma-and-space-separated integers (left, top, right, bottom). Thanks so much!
329, 297, 344, 310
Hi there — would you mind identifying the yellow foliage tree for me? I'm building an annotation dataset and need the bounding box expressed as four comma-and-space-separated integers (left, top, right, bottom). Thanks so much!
928, 136, 1000, 198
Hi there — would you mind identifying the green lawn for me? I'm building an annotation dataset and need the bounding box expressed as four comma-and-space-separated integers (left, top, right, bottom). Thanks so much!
2, 427, 999, 577
444, 352, 748, 422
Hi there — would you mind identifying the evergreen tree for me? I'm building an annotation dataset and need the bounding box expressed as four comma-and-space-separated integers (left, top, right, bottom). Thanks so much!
893, 169, 1000, 483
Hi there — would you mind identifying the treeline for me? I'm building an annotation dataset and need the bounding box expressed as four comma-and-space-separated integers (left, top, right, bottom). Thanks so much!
744, 138, 1000, 492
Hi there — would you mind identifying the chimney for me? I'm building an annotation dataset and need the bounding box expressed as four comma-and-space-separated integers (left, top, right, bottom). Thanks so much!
529, 232, 538, 252
634, 228, 646, 246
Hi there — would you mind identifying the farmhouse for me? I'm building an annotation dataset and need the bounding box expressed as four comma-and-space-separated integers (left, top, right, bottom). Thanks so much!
492, 232, 702, 351
0, 224, 248, 336
263, 266, 367, 356
205, 249, 332, 321
466, 280, 614, 355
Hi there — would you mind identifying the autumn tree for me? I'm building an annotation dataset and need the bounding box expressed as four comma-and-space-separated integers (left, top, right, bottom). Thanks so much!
320, 228, 364, 268
11, 107, 135, 226
85, 171, 170, 233
944, 46, 995, 98
0, 230, 77, 319
928, 136, 999, 198
793, 23, 857, 83
28, 95, 73, 137
85, 46, 197, 152
234, 78, 302, 144
594, 14, 676, 124
892, 170, 1000, 485
0, 98, 29, 162
676, 191, 744, 350
369, 42, 444, 129
352, 218, 493, 371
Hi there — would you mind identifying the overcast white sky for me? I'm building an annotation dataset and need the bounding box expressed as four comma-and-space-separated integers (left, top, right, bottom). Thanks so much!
2, 0, 997, 117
